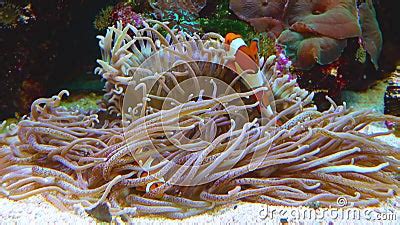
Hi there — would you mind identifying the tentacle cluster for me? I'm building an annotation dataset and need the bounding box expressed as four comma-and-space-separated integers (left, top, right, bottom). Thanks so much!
95, 19, 225, 116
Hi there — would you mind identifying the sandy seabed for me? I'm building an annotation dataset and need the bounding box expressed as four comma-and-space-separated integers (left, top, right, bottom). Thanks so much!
1, 195, 399, 225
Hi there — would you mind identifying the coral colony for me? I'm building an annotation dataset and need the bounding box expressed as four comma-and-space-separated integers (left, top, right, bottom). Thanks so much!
0, 18, 399, 222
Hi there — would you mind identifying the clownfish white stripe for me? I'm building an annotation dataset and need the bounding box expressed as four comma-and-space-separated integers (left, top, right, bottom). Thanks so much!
145, 178, 165, 193
145, 181, 158, 193
228, 38, 247, 56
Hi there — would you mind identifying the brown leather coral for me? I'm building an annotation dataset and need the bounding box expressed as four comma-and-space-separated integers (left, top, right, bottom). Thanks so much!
229, 0, 361, 40
229, 0, 289, 21
247, 17, 286, 38
287, 0, 361, 39
278, 29, 347, 70
231, 0, 383, 71
276, 0, 377, 70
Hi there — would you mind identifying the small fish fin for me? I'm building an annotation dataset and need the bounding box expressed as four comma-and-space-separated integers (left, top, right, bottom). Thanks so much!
249, 41, 260, 64
249, 40, 259, 52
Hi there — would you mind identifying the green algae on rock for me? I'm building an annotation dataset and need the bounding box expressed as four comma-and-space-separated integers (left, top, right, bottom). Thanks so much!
60, 93, 102, 113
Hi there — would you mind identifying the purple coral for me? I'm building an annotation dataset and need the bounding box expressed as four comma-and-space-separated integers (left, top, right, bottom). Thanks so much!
111, 4, 144, 28
275, 45, 296, 81
275, 46, 292, 73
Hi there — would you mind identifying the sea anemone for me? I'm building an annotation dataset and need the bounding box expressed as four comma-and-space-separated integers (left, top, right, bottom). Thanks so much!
0, 1, 21, 29
0, 19, 399, 222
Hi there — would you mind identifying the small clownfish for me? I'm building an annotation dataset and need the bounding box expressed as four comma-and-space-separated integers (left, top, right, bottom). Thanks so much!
135, 171, 165, 193
224, 33, 260, 68
224, 33, 273, 115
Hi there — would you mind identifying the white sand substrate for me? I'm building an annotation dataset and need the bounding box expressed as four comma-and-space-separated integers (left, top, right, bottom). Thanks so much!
1, 195, 399, 225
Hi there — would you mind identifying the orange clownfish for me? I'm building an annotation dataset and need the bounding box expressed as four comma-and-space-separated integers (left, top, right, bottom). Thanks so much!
225, 33, 260, 66
224, 33, 273, 115
135, 171, 165, 193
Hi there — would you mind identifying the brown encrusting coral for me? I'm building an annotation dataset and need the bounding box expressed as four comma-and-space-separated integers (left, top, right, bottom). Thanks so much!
0, 20, 399, 222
